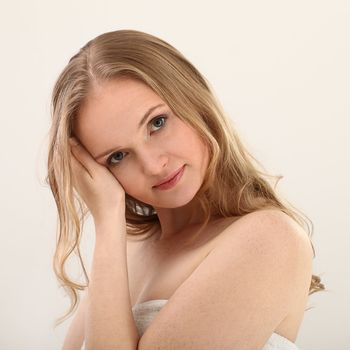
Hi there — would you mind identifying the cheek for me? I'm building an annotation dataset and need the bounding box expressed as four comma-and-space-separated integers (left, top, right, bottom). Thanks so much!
170, 121, 194, 148
109, 168, 131, 190
110, 167, 145, 198
180, 125, 207, 158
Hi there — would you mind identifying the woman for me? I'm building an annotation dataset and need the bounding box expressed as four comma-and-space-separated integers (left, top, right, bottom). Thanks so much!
47, 29, 325, 349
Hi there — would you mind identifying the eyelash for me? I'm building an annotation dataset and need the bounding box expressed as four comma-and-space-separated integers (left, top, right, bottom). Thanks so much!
106, 114, 168, 167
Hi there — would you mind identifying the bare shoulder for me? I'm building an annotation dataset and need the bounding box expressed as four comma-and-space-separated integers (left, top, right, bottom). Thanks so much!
218, 208, 314, 259
138, 208, 314, 349
216, 208, 314, 287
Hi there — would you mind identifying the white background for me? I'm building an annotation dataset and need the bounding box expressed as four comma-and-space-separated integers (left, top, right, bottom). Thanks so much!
0, 0, 349, 349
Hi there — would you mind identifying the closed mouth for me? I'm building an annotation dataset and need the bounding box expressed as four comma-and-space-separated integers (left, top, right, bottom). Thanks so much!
154, 165, 184, 187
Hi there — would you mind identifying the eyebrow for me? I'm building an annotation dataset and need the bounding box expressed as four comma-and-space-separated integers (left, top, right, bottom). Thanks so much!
94, 103, 166, 161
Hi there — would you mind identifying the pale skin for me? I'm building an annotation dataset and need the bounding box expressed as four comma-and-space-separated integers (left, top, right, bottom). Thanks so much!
72, 77, 211, 238
63, 77, 314, 349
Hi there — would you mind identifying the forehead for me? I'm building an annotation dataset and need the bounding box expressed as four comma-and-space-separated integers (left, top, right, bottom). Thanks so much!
75, 77, 161, 126
79, 78, 161, 117
72, 78, 166, 155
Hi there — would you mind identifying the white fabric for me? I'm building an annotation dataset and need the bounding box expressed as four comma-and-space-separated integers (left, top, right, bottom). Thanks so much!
132, 299, 299, 350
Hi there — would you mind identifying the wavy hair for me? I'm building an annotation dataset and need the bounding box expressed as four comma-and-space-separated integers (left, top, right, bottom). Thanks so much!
46, 29, 326, 326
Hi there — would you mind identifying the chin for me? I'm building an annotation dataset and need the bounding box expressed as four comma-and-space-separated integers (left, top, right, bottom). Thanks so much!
153, 187, 199, 209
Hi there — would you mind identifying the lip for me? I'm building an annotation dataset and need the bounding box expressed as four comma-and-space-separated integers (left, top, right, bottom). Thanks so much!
153, 165, 185, 189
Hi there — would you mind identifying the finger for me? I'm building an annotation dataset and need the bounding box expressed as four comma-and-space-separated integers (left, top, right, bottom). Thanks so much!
70, 154, 91, 204
70, 150, 87, 190
69, 138, 95, 178
71, 153, 93, 182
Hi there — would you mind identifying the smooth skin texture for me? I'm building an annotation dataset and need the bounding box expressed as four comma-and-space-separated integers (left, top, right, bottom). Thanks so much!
69, 137, 126, 222
137, 209, 314, 349
62, 209, 313, 349
73, 77, 210, 240
65, 76, 213, 348
63, 77, 314, 349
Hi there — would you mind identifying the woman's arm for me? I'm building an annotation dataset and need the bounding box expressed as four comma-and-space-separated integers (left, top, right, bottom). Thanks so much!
61, 293, 87, 350
84, 211, 140, 350
67, 139, 139, 348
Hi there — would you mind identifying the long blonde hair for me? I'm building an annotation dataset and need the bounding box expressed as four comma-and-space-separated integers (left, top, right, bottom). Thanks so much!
46, 29, 325, 327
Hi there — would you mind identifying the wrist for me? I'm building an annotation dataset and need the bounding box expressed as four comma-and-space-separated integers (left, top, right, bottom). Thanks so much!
93, 208, 126, 230
93, 202, 125, 218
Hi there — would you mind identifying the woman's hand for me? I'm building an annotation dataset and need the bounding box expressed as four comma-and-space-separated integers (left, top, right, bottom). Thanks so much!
69, 137, 126, 222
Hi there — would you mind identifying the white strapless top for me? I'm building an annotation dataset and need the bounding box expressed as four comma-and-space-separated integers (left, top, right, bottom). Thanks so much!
132, 299, 299, 350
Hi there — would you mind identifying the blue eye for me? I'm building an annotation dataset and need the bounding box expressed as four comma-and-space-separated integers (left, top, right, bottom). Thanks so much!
107, 114, 168, 166
107, 150, 125, 166
149, 115, 167, 131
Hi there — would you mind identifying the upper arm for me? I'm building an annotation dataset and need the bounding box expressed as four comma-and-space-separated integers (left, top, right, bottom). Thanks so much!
61, 292, 88, 350
138, 209, 313, 350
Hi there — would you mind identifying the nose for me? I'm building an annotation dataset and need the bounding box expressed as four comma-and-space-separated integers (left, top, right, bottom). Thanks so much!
138, 147, 168, 177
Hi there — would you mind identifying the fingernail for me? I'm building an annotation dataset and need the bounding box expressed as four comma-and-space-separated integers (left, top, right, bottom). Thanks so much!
69, 137, 79, 146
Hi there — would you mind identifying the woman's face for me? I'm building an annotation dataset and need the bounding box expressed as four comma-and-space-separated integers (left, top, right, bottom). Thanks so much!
73, 77, 209, 209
